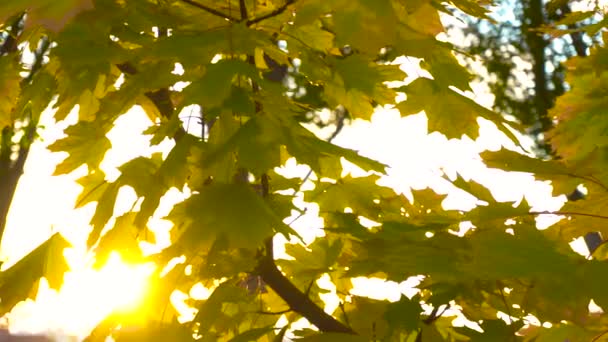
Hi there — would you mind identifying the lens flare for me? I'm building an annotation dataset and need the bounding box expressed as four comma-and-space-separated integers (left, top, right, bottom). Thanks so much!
5, 249, 155, 339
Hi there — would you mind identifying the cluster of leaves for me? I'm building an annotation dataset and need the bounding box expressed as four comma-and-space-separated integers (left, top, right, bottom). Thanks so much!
0, 0, 608, 341
451, 0, 605, 156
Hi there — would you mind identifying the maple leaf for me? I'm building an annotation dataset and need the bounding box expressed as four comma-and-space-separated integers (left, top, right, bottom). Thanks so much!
166, 183, 293, 249
4, 0, 608, 339
397, 77, 516, 140
0, 0, 94, 32
0, 234, 70, 315
47, 121, 111, 175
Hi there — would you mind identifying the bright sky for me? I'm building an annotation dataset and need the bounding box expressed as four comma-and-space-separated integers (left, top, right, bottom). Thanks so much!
0, 8, 596, 339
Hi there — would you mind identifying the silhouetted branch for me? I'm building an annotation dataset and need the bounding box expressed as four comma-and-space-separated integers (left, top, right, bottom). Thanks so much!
255, 238, 355, 334
246, 0, 296, 26
180, 0, 238, 22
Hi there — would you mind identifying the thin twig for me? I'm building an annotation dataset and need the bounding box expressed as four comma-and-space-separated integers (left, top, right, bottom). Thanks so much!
305, 278, 315, 296
423, 306, 440, 324
246, 0, 296, 26
530, 211, 608, 221
339, 301, 352, 329
291, 110, 346, 198
592, 329, 608, 342
255, 308, 292, 315
498, 285, 514, 327
180, 0, 238, 21
437, 304, 450, 319
257, 25, 322, 55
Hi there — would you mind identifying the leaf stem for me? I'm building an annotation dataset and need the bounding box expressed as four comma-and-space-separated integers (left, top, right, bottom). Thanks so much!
498, 285, 515, 331
565, 172, 608, 192
75, 180, 108, 208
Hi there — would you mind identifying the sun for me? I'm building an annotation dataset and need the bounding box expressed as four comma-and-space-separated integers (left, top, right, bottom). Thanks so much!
5, 249, 155, 339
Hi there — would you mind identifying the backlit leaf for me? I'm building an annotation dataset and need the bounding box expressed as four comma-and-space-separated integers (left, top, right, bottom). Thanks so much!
94, 213, 143, 267
0, 0, 93, 32
48, 120, 112, 175
166, 183, 292, 249
0, 234, 70, 315
397, 78, 516, 140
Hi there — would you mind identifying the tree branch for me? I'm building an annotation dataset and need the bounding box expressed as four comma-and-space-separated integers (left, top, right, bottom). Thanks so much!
0, 26, 46, 244
238, 0, 248, 20
255, 238, 355, 334
559, 4, 587, 57
179, 0, 238, 22
246, 0, 296, 26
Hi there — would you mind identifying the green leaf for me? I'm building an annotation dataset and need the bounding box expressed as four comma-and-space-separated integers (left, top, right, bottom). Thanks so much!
143, 114, 183, 146
278, 238, 343, 278
323, 55, 405, 119
0, 234, 70, 315
397, 78, 518, 141
166, 183, 292, 249
48, 120, 112, 175
464, 199, 531, 226
271, 114, 387, 175
88, 181, 120, 248
448, 0, 493, 19
531, 324, 593, 342
304, 175, 396, 219
480, 148, 579, 195
227, 325, 275, 342
554, 11, 596, 26
74, 170, 108, 208
284, 21, 334, 52
336, 296, 390, 340
202, 116, 281, 175
385, 295, 423, 332
332, 0, 401, 54
0, 0, 93, 32
192, 280, 251, 336
117, 154, 163, 197
446, 173, 495, 203
456, 319, 523, 341
134, 135, 196, 229
182, 59, 260, 109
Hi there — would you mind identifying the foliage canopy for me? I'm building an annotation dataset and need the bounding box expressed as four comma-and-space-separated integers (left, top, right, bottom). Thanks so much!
1, 0, 608, 341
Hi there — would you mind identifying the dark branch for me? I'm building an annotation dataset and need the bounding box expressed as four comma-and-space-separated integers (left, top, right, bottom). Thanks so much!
180, 0, 238, 22
559, 4, 587, 57
238, 0, 248, 20
255, 238, 355, 334
246, 0, 296, 26
0, 13, 23, 56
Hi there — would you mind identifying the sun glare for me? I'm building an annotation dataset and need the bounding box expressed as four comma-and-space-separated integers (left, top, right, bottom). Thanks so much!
6, 251, 154, 339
